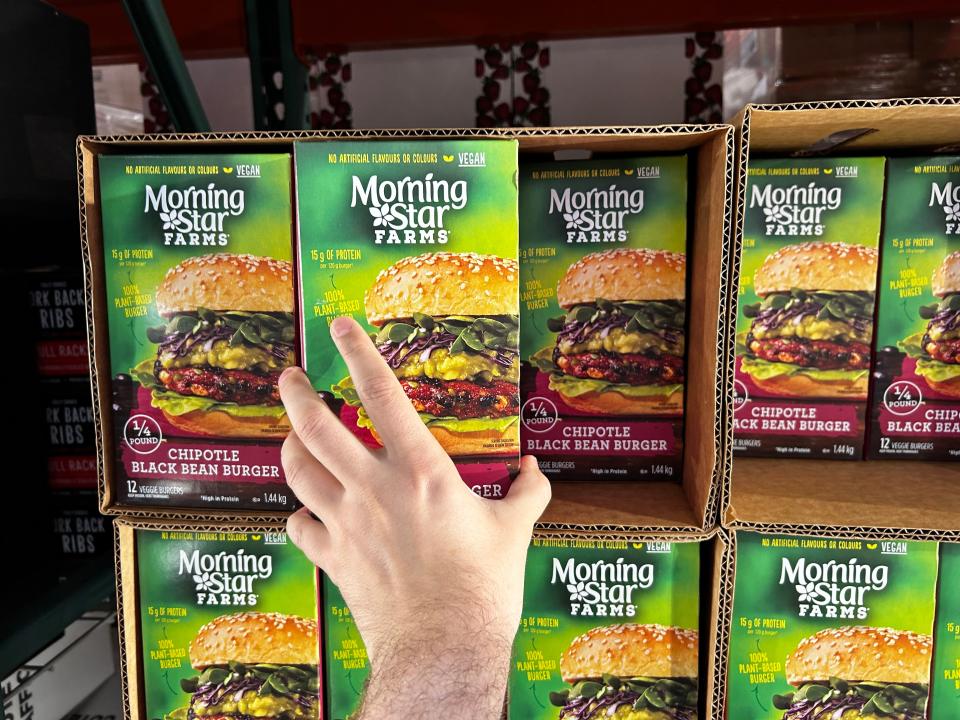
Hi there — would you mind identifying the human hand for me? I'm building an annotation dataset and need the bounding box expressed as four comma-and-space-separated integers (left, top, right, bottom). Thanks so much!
279, 316, 550, 719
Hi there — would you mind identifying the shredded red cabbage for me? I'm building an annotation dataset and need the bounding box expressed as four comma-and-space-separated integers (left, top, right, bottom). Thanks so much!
928, 306, 960, 334
558, 312, 682, 347
752, 301, 871, 336
377, 330, 517, 370
559, 689, 695, 720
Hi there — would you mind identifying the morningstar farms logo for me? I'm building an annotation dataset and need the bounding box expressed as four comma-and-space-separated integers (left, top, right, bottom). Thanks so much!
178, 548, 273, 606
549, 185, 645, 243
778, 556, 888, 620
750, 182, 842, 237
551, 557, 654, 617
351, 174, 468, 244
144, 184, 245, 246
929, 181, 960, 235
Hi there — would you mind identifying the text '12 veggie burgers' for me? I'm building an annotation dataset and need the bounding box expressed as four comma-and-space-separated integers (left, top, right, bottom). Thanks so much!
335, 251, 520, 456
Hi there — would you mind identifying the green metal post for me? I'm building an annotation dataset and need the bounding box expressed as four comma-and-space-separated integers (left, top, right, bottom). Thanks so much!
244, 0, 269, 130
121, 0, 210, 132
277, 0, 307, 130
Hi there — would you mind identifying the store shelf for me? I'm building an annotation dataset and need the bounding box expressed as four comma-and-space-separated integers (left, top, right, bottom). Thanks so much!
0, 554, 114, 681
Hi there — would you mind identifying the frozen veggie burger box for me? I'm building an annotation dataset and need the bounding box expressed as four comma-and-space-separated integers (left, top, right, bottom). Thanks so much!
321, 576, 368, 720
727, 531, 938, 720
509, 536, 701, 720
519, 157, 689, 481
932, 542, 960, 720
97, 155, 297, 510
868, 157, 960, 460
296, 140, 520, 496
733, 158, 885, 459
131, 527, 320, 720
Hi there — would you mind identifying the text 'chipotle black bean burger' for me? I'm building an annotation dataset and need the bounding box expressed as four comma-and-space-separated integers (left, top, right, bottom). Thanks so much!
132, 253, 295, 438
532, 248, 686, 416
550, 624, 699, 720
334, 251, 520, 457
740, 242, 877, 399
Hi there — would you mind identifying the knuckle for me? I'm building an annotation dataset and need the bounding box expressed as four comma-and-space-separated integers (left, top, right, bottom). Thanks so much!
360, 375, 398, 405
296, 408, 331, 444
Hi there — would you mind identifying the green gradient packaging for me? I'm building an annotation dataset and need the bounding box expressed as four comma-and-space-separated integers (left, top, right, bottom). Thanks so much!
868, 157, 960, 460
932, 542, 960, 719
136, 528, 320, 720
509, 536, 701, 720
98, 155, 296, 510
727, 532, 938, 720
519, 157, 688, 481
321, 576, 368, 720
733, 157, 885, 459
296, 140, 519, 497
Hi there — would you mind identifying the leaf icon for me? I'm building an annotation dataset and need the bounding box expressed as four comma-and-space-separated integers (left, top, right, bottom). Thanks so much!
442, 155, 454, 162
223, 167, 234, 173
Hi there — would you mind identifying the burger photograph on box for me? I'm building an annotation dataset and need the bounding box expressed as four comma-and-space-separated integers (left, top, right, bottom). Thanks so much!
732, 157, 885, 459
134, 529, 320, 720
869, 157, 960, 460
296, 139, 520, 497
519, 157, 688, 481
726, 531, 938, 720
97, 155, 297, 510
508, 536, 701, 720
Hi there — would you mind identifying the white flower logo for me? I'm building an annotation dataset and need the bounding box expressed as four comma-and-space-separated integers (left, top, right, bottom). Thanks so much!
193, 573, 214, 591
796, 582, 815, 602
567, 582, 587, 601
562, 210, 588, 230
944, 202, 960, 222
369, 204, 394, 227
160, 209, 180, 230
762, 206, 779, 221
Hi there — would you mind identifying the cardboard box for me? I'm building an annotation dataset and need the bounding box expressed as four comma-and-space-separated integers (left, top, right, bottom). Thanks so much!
519, 156, 688, 482
732, 157, 885, 459
114, 518, 320, 720
932, 542, 960, 719
725, 100, 960, 534
95, 154, 297, 513
715, 528, 940, 720
868, 156, 960, 460
296, 139, 520, 496
80, 126, 732, 532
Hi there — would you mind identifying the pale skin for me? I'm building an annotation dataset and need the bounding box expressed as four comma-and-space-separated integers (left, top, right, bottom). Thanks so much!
279, 316, 551, 720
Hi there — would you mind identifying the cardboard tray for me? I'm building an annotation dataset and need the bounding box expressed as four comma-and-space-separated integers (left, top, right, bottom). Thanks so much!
116, 518, 726, 720
724, 99, 960, 537
80, 125, 736, 534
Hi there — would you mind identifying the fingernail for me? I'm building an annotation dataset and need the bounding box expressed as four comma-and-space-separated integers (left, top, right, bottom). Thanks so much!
330, 316, 352, 338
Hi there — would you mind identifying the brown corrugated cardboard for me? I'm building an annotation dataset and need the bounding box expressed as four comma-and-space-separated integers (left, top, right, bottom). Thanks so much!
81, 126, 735, 534
725, 99, 960, 536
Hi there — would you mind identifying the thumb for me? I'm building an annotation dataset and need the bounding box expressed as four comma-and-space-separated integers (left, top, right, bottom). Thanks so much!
501, 455, 551, 524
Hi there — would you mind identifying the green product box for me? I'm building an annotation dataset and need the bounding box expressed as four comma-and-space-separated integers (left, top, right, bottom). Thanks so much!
296, 140, 520, 497
519, 157, 689, 481
321, 575, 369, 720
932, 542, 960, 719
97, 154, 297, 510
727, 531, 939, 720
732, 157, 885, 459
868, 156, 960, 460
509, 536, 701, 720
136, 528, 320, 720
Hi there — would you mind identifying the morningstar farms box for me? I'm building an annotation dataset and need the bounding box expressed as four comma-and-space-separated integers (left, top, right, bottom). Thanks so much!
932, 542, 960, 719
321, 576, 368, 720
519, 157, 688, 481
868, 157, 960, 460
732, 158, 885, 459
509, 536, 701, 720
296, 140, 520, 497
727, 531, 938, 720
98, 155, 297, 510
136, 528, 319, 720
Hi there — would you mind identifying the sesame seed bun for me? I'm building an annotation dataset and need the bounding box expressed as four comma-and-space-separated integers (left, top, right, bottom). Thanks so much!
364, 252, 518, 326
155, 254, 293, 316
560, 387, 684, 416
368, 421, 518, 457
560, 624, 699, 683
189, 612, 319, 668
556, 249, 686, 308
161, 408, 290, 439
786, 627, 932, 686
745, 371, 869, 400
932, 251, 960, 298
753, 242, 878, 297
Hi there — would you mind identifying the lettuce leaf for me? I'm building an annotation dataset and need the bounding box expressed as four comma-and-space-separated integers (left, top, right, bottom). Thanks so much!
530, 345, 559, 374
915, 358, 960, 382
545, 372, 683, 399
356, 408, 518, 433
897, 331, 926, 358
131, 357, 160, 390
332, 375, 361, 406
739, 355, 869, 383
